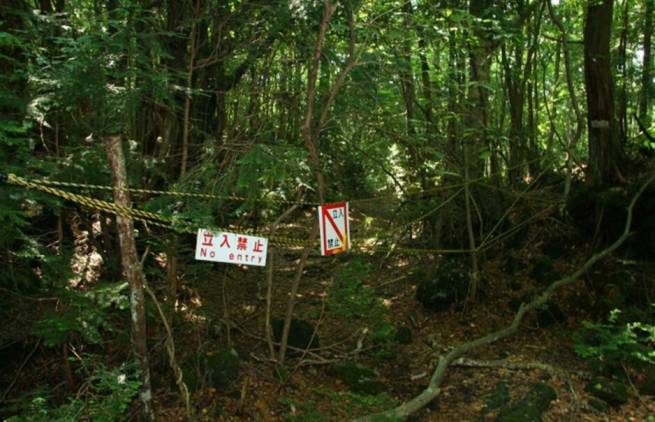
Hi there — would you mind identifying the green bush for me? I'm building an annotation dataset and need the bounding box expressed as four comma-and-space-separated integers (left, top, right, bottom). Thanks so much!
32, 282, 130, 346
6, 360, 140, 421
327, 259, 383, 321
573, 307, 655, 374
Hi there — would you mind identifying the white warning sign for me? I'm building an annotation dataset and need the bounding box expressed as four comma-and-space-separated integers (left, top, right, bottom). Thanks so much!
318, 202, 350, 256
195, 229, 268, 267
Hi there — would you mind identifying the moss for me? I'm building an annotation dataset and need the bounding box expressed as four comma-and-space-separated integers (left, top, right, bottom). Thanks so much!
496, 382, 556, 422
206, 348, 240, 388
585, 377, 629, 406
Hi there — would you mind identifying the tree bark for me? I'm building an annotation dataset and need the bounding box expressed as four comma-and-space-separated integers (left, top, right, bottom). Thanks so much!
103, 135, 154, 421
618, 0, 630, 146
640, 0, 654, 127
466, 0, 494, 179
584, 0, 624, 187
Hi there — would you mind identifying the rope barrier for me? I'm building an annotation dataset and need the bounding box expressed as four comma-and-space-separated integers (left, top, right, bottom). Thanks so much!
3, 170, 553, 257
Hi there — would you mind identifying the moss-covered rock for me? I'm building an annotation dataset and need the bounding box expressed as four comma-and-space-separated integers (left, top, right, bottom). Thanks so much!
496, 382, 556, 422
585, 377, 629, 407
567, 182, 655, 260
205, 348, 240, 388
329, 362, 385, 395
272, 318, 319, 351
416, 258, 470, 311
481, 380, 510, 416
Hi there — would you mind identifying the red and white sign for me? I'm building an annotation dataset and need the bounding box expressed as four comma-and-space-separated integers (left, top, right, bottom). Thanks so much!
195, 229, 268, 267
318, 202, 350, 256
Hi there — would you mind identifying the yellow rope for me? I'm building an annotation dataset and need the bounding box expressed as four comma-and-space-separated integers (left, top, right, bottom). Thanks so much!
6, 172, 551, 256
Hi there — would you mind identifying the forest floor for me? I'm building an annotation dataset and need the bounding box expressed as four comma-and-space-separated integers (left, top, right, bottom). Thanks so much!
2, 215, 655, 421
149, 225, 655, 421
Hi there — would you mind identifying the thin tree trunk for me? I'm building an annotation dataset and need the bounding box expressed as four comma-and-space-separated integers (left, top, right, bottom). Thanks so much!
618, 0, 630, 146
180, 0, 199, 179
464, 144, 479, 303
548, 0, 584, 197
103, 135, 154, 421
279, 0, 336, 366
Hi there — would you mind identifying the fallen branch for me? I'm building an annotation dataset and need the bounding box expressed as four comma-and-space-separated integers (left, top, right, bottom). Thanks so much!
354, 174, 655, 421
452, 357, 591, 379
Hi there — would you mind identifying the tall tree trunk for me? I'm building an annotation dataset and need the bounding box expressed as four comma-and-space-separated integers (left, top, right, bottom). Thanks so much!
398, 7, 419, 186
180, 0, 199, 179
103, 135, 154, 421
584, 0, 624, 187
640, 0, 654, 127
502, 44, 526, 184
618, 0, 630, 146
467, 0, 494, 179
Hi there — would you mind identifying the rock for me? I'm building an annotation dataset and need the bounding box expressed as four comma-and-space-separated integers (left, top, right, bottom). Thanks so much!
416, 258, 470, 311
481, 380, 510, 416
272, 318, 319, 351
568, 182, 655, 260
585, 377, 629, 406
537, 301, 566, 327
496, 382, 557, 422
205, 348, 240, 388
329, 362, 385, 395
394, 326, 412, 345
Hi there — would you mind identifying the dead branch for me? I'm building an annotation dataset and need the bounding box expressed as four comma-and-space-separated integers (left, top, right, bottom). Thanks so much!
354, 173, 655, 421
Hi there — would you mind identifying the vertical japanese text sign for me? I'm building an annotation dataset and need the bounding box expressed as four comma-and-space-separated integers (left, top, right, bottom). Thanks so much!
195, 229, 268, 267
318, 202, 350, 256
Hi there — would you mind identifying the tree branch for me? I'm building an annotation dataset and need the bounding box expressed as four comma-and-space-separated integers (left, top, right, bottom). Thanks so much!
354, 173, 655, 421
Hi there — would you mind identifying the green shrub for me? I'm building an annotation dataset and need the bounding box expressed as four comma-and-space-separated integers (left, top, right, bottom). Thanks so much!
32, 282, 130, 346
328, 259, 382, 321
573, 307, 655, 374
6, 360, 140, 421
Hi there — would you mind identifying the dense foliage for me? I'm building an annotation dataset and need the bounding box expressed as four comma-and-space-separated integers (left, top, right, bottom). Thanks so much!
0, 0, 653, 420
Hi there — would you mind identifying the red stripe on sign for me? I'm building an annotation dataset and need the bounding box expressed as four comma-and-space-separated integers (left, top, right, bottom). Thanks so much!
323, 207, 344, 247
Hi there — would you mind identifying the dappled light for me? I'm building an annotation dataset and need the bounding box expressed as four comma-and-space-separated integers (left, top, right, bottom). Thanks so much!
1, 0, 655, 421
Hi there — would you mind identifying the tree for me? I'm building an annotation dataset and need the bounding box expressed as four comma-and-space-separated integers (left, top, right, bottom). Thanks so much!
583, 0, 625, 187
639, 0, 654, 127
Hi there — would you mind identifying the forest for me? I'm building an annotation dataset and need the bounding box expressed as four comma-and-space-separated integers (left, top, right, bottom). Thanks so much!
1, 0, 654, 420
